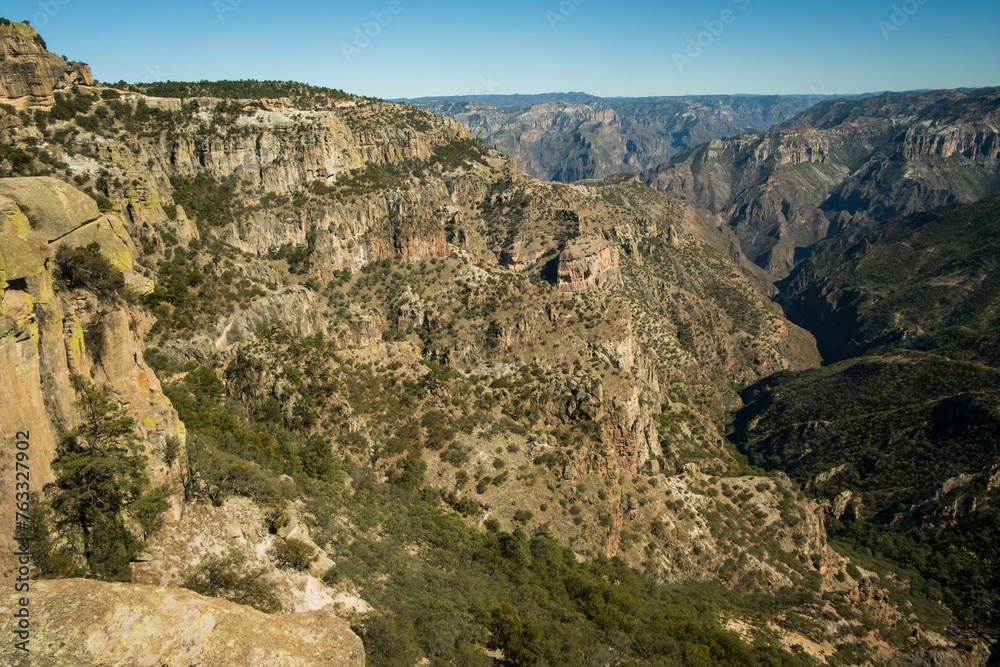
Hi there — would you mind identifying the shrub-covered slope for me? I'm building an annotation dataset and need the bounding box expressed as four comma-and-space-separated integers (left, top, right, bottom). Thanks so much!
779, 194, 1000, 365
734, 354, 1000, 640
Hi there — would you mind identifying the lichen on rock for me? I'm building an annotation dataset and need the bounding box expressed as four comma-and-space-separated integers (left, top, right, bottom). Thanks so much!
0, 579, 364, 666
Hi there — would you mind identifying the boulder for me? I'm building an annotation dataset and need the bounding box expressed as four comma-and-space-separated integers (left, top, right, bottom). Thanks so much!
0, 177, 99, 241
0, 579, 365, 667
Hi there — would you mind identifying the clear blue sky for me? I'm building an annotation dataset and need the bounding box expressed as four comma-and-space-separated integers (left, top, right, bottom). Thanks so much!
4, 0, 998, 98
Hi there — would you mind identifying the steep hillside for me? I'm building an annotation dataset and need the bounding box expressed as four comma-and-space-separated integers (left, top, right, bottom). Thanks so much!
779, 194, 1000, 364
405, 94, 828, 183
734, 354, 1000, 642
645, 89, 1000, 277
732, 196, 1000, 651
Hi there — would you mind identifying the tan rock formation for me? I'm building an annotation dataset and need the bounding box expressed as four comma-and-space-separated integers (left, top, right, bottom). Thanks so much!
133, 497, 347, 613
0, 20, 93, 109
556, 236, 619, 291
0, 176, 100, 240
0, 579, 364, 666
0, 180, 184, 577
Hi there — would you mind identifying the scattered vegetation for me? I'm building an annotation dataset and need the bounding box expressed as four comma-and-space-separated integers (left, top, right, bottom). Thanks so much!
734, 353, 1000, 636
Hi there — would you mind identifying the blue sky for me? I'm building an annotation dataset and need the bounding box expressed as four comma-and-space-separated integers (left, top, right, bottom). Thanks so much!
5, 0, 998, 99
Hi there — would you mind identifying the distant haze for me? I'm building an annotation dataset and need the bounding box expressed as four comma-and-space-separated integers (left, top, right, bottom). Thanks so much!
403, 93, 847, 182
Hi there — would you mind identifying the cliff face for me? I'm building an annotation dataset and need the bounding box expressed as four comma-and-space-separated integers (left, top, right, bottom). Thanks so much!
144, 101, 467, 193
406, 95, 829, 183
645, 88, 1000, 277
94, 96, 472, 274
0, 76, 821, 577
0, 178, 184, 577
0, 20, 93, 109
556, 236, 620, 291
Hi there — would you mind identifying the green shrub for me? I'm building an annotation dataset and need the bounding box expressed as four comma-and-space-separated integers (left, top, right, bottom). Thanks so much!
24, 493, 87, 579
168, 172, 240, 228
55, 242, 124, 299
49, 377, 158, 582
352, 613, 424, 667
271, 538, 318, 571
181, 550, 282, 613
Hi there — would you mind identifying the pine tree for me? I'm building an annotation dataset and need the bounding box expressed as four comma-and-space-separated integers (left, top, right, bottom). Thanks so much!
48, 376, 155, 581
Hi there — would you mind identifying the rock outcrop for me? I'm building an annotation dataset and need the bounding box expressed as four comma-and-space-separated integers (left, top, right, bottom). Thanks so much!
0, 20, 93, 109
0, 579, 365, 666
556, 236, 619, 291
0, 178, 184, 577
133, 496, 348, 613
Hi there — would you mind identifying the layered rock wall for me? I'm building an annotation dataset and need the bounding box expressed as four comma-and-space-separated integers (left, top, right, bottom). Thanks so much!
0, 21, 93, 109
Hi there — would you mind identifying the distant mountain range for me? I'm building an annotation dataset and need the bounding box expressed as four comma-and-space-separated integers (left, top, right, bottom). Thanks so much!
402, 89, 1000, 282
400, 93, 858, 183
645, 88, 1000, 277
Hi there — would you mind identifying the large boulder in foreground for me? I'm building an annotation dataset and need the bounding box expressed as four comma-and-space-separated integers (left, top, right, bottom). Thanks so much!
0, 579, 365, 666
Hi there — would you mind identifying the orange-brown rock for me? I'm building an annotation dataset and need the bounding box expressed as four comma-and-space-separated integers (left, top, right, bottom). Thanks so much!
0, 181, 185, 578
556, 236, 619, 291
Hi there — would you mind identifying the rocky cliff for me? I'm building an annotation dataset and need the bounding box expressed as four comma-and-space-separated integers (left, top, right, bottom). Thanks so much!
645, 88, 1000, 277
0, 177, 184, 577
0, 20, 93, 109
0, 32, 978, 665
0, 74, 825, 579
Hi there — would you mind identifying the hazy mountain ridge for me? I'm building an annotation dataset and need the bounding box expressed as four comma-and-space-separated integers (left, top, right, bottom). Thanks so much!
403, 94, 834, 183
644, 87, 1000, 277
